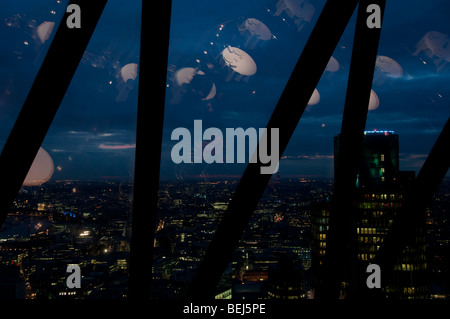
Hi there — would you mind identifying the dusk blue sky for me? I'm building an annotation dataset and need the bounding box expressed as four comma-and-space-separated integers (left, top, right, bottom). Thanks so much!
0, 0, 449, 181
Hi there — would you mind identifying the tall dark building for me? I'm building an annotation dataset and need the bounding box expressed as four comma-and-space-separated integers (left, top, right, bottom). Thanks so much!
312, 130, 429, 299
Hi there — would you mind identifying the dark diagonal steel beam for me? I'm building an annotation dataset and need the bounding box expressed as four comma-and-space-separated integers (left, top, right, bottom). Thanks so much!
317, 0, 386, 300
0, 1, 107, 228
188, 0, 360, 299
128, 0, 172, 301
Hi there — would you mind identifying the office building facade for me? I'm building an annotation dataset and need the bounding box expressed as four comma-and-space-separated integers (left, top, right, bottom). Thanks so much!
312, 131, 429, 299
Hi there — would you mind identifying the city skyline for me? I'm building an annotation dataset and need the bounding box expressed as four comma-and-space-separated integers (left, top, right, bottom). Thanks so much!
1, 176, 448, 299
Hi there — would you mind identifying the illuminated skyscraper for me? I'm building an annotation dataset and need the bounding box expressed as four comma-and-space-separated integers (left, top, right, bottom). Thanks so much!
312, 131, 428, 299
352, 131, 428, 299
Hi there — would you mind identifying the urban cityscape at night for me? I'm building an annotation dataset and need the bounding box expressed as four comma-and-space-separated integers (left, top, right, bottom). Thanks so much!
1, 170, 449, 299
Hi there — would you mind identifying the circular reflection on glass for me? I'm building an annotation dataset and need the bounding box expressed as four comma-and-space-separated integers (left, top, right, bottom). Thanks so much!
23, 147, 54, 186
221, 46, 257, 76
37, 21, 55, 44
326, 56, 340, 72
238, 18, 272, 49
202, 83, 216, 101
120, 63, 138, 82
239, 18, 272, 41
173, 67, 216, 101
308, 88, 320, 105
375, 56, 403, 78
414, 31, 450, 71
116, 63, 138, 102
273, 0, 316, 32
368, 89, 379, 111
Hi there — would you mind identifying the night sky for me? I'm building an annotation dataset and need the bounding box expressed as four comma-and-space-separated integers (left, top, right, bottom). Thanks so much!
0, 0, 449, 181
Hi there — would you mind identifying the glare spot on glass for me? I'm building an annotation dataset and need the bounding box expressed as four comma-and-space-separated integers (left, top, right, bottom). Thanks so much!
23, 147, 54, 187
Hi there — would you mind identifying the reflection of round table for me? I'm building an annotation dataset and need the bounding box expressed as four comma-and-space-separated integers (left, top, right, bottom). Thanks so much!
239, 18, 272, 41
120, 63, 138, 82
37, 21, 55, 44
221, 46, 257, 76
274, 0, 316, 31
326, 56, 340, 72
175, 67, 201, 86
174, 67, 216, 101
23, 147, 54, 186
368, 89, 379, 111
376, 56, 403, 78
423, 31, 450, 61
308, 88, 320, 105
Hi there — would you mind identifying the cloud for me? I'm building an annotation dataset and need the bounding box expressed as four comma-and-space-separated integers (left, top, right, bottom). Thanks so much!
98, 143, 136, 150
400, 153, 428, 160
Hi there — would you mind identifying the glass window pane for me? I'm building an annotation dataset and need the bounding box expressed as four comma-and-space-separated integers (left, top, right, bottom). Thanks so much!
0, 0, 68, 152
0, 0, 141, 299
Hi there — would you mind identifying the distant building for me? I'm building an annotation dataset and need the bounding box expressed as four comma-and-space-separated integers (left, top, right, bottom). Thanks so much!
267, 258, 305, 299
312, 131, 429, 299
310, 201, 330, 293
0, 266, 25, 299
